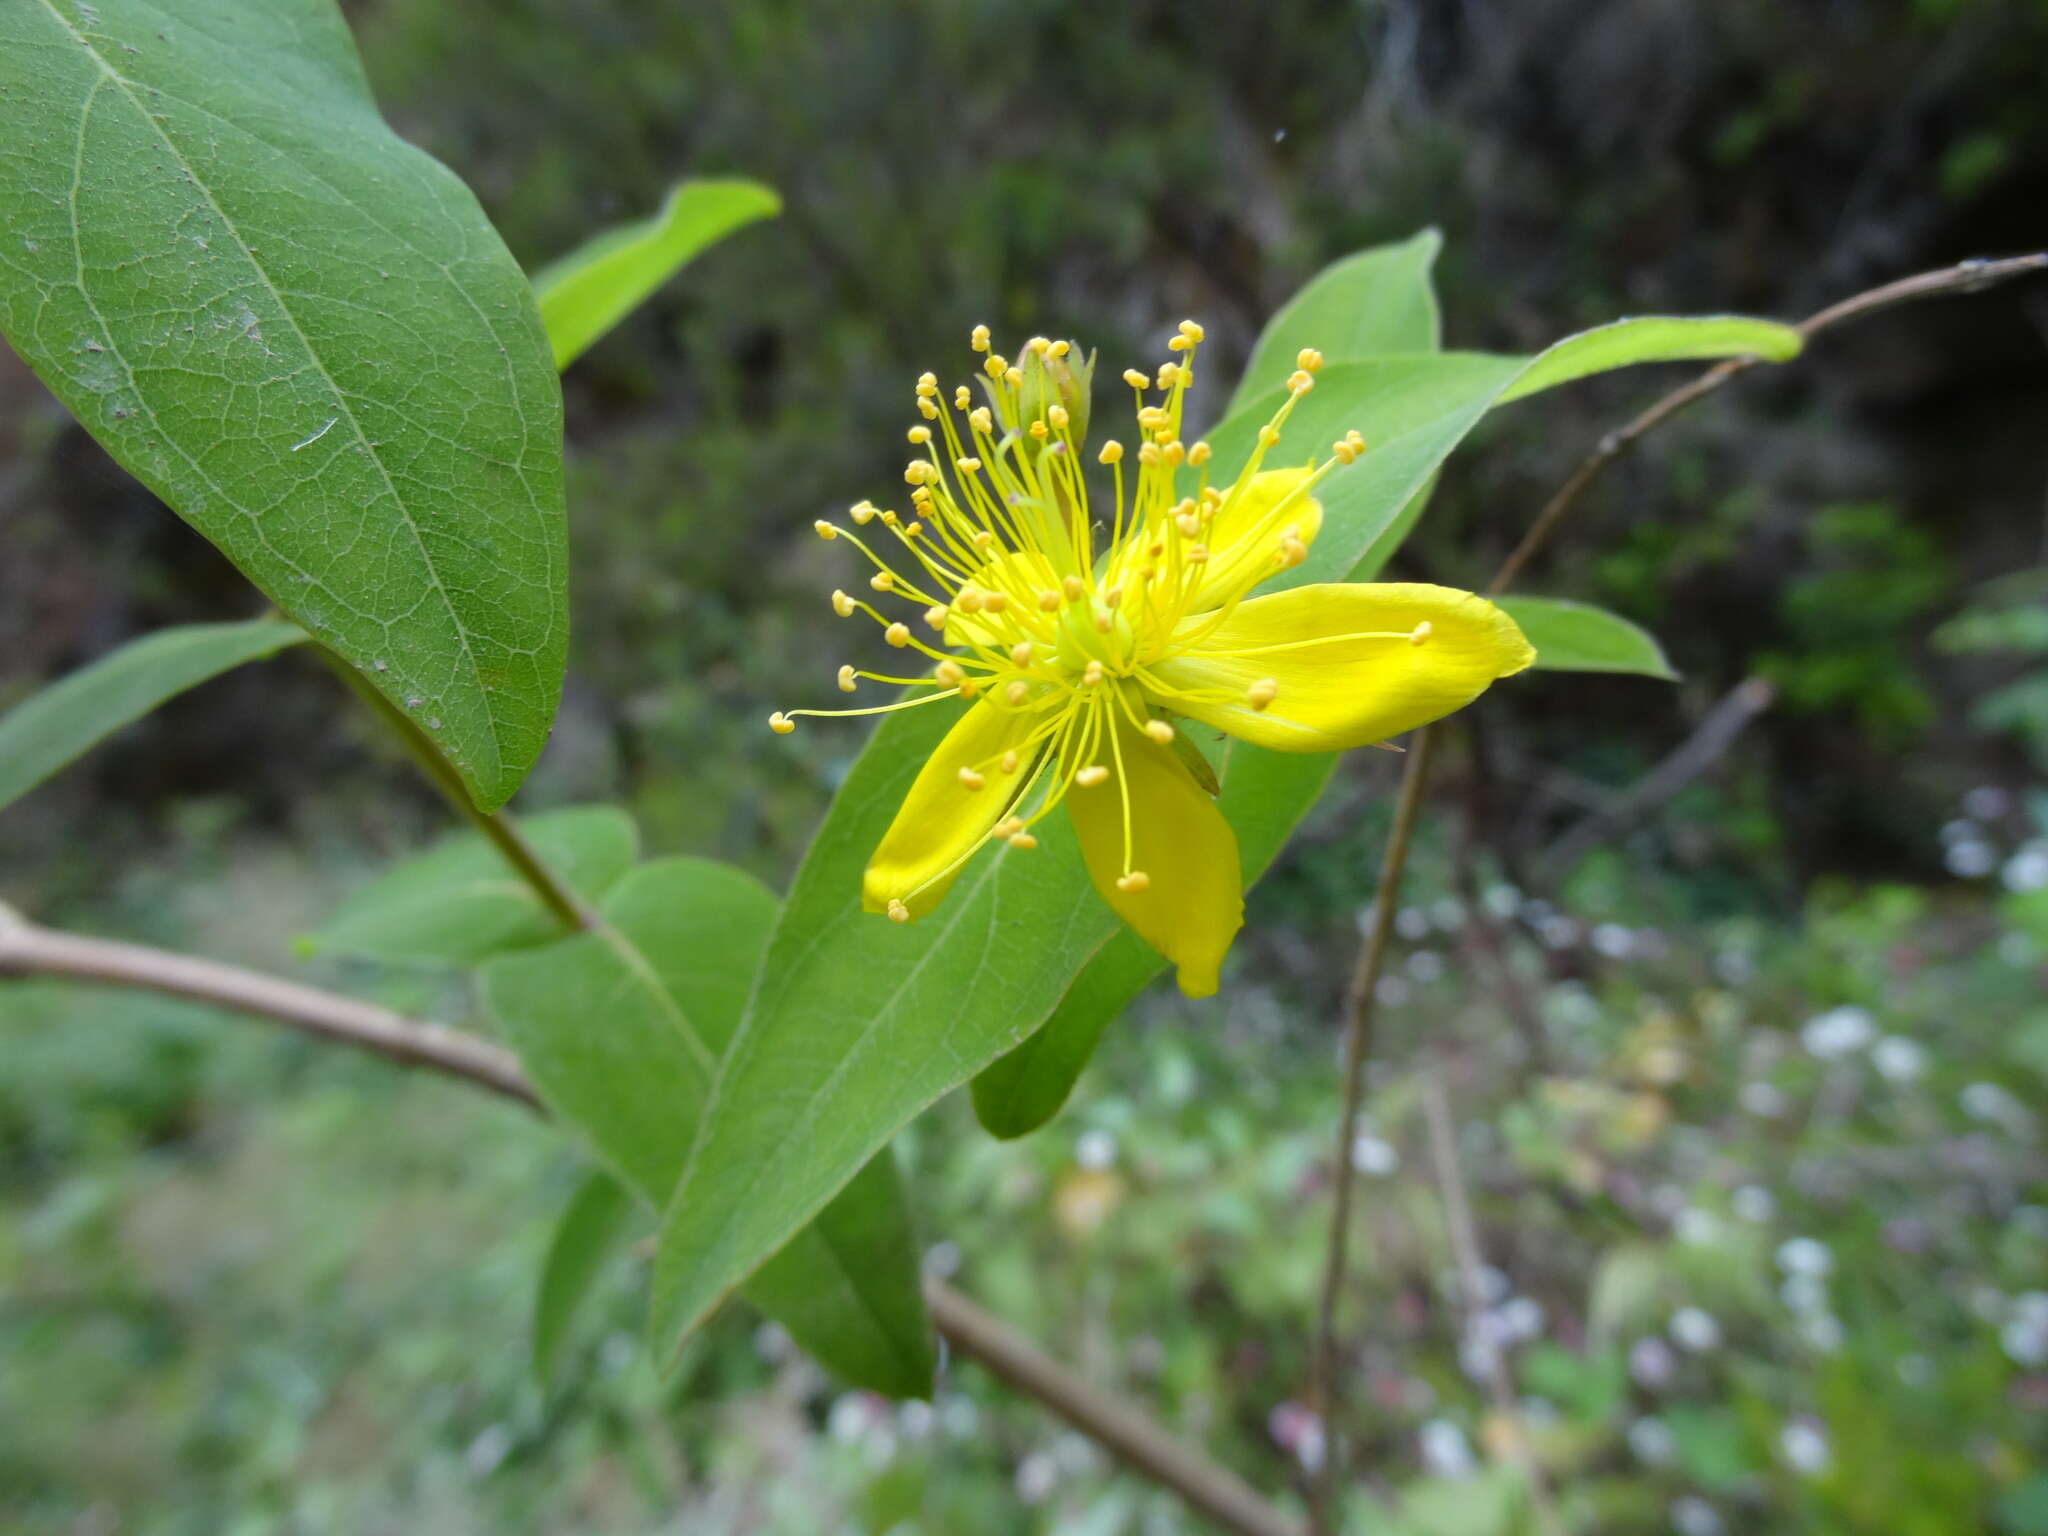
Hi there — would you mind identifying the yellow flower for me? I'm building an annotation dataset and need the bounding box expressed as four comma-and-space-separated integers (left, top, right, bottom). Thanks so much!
774, 324, 1534, 996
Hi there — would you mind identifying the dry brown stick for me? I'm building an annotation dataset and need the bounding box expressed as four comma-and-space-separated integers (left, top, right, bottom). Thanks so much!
1489, 251, 2048, 598
1537, 675, 1777, 886
1420, 1070, 1566, 1536
926, 1282, 1302, 1536
0, 899, 1303, 1536
1309, 249, 2048, 1531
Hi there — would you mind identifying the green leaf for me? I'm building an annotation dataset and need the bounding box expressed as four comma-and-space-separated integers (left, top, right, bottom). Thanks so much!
533, 1169, 636, 1388
649, 313, 1804, 1362
0, 0, 567, 811
1498, 596, 1679, 680
0, 619, 306, 813
1226, 228, 1443, 414
1496, 314, 1802, 403
480, 859, 933, 1397
533, 178, 781, 369
307, 806, 639, 966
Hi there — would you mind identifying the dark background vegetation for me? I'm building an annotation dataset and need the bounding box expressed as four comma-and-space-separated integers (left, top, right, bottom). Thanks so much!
4, 2, 2046, 1532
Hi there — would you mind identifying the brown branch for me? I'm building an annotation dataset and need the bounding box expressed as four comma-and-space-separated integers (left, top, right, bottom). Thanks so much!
0, 899, 1302, 1536
1537, 675, 1777, 886
1489, 251, 2048, 597
926, 1282, 1302, 1536
1420, 1071, 1565, 1536
1311, 249, 2048, 1526
1307, 723, 1435, 1533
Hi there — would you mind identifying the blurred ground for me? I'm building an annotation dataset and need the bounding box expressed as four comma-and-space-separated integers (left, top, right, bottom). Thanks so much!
3, 1, 2046, 1531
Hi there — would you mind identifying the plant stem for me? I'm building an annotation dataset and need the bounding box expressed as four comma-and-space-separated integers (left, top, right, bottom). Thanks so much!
1309, 248, 2048, 1526
323, 652, 594, 934
1307, 722, 1435, 1532
0, 899, 1303, 1536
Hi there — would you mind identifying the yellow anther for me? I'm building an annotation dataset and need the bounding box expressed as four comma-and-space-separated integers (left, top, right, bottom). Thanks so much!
887, 898, 912, 923
814, 519, 837, 539
1137, 442, 1160, 466
881, 507, 901, 526
1098, 440, 1124, 465
1187, 441, 1212, 466
885, 622, 912, 648
916, 371, 938, 395
1005, 680, 1031, 706
1010, 639, 1034, 667
1346, 429, 1365, 447
1156, 362, 1179, 390
1136, 406, 1169, 430
1028, 420, 1049, 440
1076, 764, 1110, 788
935, 659, 965, 687
1048, 339, 1071, 358
1410, 621, 1433, 645
1122, 368, 1150, 390
955, 385, 971, 409
1178, 319, 1206, 343
1007, 832, 1038, 850
1175, 511, 1201, 537
1258, 425, 1282, 447
969, 407, 994, 435
1026, 335, 1050, 355
1102, 585, 1123, 608
1005, 365, 1023, 387
1063, 574, 1087, 602
907, 490, 931, 512
1162, 440, 1185, 467
957, 766, 986, 791
983, 592, 1009, 614
837, 664, 857, 693
870, 571, 895, 592
956, 455, 983, 473
917, 398, 939, 420
984, 354, 1008, 380
768, 711, 795, 734
851, 499, 878, 524
907, 425, 932, 445
1276, 533, 1309, 568
1144, 719, 1174, 745
1154, 428, 1175, 445
1167, 334, 1193, 352
1186, 544, 1209, 565
1286, 369, 1315, 394
1048, 404, 1069, 429
970, 324, 991, 352
957, 676, 980, 698
1247, 678, 1279, 711
1000, 751, 1021, 774
832, 589, 856, 618
904, 461, 933, 486
924, 603, 950, 629
1037, 589, 1062, 612
1082, 658, 1105, 685
972, 529, 996, 549
1116, 870, 1151, 893
1331, 437, 1361, 465
1296, 347, 1324, 373
954, 589, 985, 614
903, 520, 923, 538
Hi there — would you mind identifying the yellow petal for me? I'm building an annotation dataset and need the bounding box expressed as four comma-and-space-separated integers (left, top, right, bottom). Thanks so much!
1187, 467, 1323, 610
1064, 709, 1243, 997
1151, 582, 1534, 752
864, 699, 1042, 918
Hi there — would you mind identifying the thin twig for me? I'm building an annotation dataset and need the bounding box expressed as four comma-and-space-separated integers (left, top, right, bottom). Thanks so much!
0, 900, 1303, 1536
1420, 1070, 1566, 1536
323, 651, 597, 934
1307, 723, 1435, 1532
926, 1282, 1302, 1536
1311, 249, 2048, 1526
1490, 251, 2048, 597
1537, 676, 1777, 886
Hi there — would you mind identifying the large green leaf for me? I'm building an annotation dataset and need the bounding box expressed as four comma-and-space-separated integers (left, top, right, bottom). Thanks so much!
534, 179, 781, 369
649, 314, 1803, 1361
1500, 596, 1679, 680
306, 805, 639, 966
1226, 228, 1442, 414
0, 619, 305, 813
0, 0, 567, 811
480, 859, 933, 1397
533, 1169, 636, 1389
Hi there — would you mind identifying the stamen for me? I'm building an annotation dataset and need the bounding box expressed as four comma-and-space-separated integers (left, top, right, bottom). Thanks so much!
1116, 871, 1151, 892
957, 767, 986, 791
837, 665, 857, 693
832, 590, 856, 618
1247, 678, 1279, 711
887, 898, 912, 922
814, 520, 837, 540
885, 623, 912, 647
1410, 621, 1432, 645
1007, 832, 1038, 849
1144, 719, 1174, 744
768, 712, 795, 734
1076, 765, 1110, 787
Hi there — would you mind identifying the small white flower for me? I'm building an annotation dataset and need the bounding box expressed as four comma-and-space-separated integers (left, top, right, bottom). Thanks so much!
1801, 1313, 1844, 1352
754, 1320, 794, 1364
1375, 974, 1412, 1008
898, 1400, 935, 1440
1418, 1419, 1476, 1479
2003, 843, 2048, 893
1871, 1035, 1926, 1082
1396, 906, 1433, 940
1732, 1185, 1777, 1223
1350, 1134, 1399, 1177
1780, 1274, 1828, 1315
1592, 922, 1634, 959
1740, 1081, 1789, 1118
1939, 816, 1982, 844
829, 1393, 875, 1443
1482, 883, 1521, 919
1961, 1081, 2034, 1135
1946, 840, 1997, 878
1713, 948, 1756, 985
1475, 1264, 1512, 1304
1963, 785, 2011, 820
1801, 1005, 1875, 1059
1498, 1296, 1546, 1342
465, 1423, 514, 1479
1671, 1495, 1724, 1536
1630, 1336, 1678, 1389
1669, 1306, 1722, 1352
1074, 1128, 1118, 1171
1777, 1237, 1834, 1277
1406, 950, 1446, 983
1431, 897, 1468, 932
1627, 1416, 1676, 1466
1013, 1450, 1059, 1504
1539, 915, 1582, 950
2000, 1315, 2048, 1368
1779, 1417, 1830, 1475
1675, 1207, 1723, 1246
